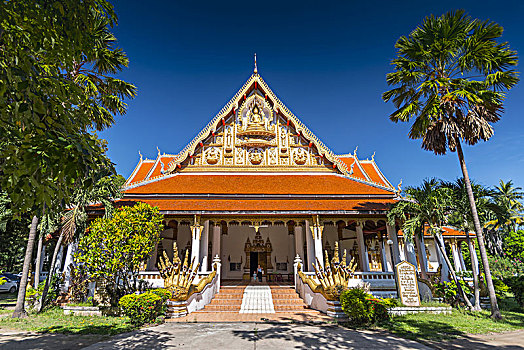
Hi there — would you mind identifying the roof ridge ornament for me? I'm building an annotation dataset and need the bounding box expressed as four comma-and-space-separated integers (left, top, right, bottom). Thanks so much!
138, 150, 143, 162
253, 53, 258, 74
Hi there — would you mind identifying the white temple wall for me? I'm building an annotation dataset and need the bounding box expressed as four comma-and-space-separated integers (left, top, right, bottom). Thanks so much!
219, 224, 293, 279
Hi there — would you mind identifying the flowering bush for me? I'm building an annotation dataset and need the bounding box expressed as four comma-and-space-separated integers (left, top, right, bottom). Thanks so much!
119, 291, 162, 326
150, 288, 172, 314
340, 288, 389, 325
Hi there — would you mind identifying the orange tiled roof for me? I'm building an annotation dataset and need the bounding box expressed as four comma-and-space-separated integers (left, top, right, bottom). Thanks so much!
115, 198, 395, 212
336, 156, 368, 182
360, 162, 389, 187
127, 160, 155, 185
124, 174, 394, 196
397, 226, 475, 238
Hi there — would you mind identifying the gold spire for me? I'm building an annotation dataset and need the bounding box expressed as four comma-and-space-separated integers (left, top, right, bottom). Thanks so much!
254, 53, 258, 74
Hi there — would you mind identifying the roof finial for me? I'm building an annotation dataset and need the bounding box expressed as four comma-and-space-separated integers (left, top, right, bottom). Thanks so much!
353, 146, 358, 158
138, 150, 143, 162
371, 151, 375, 161
157, 146, 161, 157
254, 53, 258, 74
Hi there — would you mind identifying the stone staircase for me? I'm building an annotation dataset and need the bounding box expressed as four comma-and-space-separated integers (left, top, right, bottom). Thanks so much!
193, 286, 245, 313
270, 285, 312, 312
193, 283, 317, 314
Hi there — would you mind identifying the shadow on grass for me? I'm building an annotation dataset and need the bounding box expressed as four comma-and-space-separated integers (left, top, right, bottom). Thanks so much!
37, 323, 135, 336
381, 311, 524, 350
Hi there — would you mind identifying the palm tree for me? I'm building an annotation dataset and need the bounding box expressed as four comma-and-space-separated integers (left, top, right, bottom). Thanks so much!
487, 180, 524, 233
383, 10, 519, 319
389, 179, 473, 309
441, 178, 491, 311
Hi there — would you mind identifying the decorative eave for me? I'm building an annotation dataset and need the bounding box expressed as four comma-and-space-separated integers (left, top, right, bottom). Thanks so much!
164, 73, 351, 178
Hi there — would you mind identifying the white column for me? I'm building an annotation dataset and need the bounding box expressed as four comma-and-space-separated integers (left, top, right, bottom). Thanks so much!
451, 241, 462, 272
294, 225, 305, 262
380, 239, 391, 272
472, 241, 479, 275
305, 221, 315, 272
213, 255, 221, 292
288, 229, 296, 273
356, 222, 369, 272
200, 220, 210, 273
211, 223, 221, 261
415, 234, 428, 278
404, 240, 418, 268
435, 235, 450, 282
294, 255, 303, 289
458, 243, 467, 271
313, 223, 324, 269
386, 224, 401, 266
62, 241, 78, 289
36, 245, 46, 288
190, 222, 203, 270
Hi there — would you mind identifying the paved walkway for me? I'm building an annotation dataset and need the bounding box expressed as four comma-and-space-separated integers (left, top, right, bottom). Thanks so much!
239, 285, 275, 314
83, 323, 431, 350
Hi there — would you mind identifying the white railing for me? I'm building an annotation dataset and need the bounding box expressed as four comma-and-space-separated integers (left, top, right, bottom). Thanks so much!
138, 271, 164, 288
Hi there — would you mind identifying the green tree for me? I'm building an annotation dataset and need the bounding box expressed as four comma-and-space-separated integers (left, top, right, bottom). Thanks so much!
39, 173, 125, 310
75, 202, 164, 306
383, 10, 519, 319
389, 179, 473, 308
485, 180, 524, 254
1, 0, 136, 318
442, 178, 491, 311
0, 192, 29, 272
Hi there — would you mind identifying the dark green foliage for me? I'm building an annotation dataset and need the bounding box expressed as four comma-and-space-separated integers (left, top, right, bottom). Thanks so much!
434, 280, 473, 306
119, 292, 163, 326
505, 276, 524, 309
0, 0, 136, 215
149, 288, 172, 314
0, 192, 29, 272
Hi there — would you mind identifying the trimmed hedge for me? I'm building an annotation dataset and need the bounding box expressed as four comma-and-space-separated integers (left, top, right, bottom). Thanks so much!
119, 291, 162, 326
340, 288, 389, 325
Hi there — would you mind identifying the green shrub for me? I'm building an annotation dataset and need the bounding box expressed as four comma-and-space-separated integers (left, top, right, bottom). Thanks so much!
506, 276, 524, 309
149, 288, 171, 314
119, 292, 162, 326
382, 298, 401, 308
492, 278, 510, 300
367, 297, 389, 323
434, 280, 472, 306
340, 288, 389, 325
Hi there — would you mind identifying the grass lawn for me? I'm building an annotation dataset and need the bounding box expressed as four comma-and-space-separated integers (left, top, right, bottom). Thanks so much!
0, 307, 135, 335
382, 307, 524, 342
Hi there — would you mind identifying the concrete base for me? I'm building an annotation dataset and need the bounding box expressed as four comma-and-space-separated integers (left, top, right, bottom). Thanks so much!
62, 305, 101, 316
388, 306, 452, 316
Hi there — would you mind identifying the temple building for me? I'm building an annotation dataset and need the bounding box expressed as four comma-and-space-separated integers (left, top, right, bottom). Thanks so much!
111, 64, 478, 297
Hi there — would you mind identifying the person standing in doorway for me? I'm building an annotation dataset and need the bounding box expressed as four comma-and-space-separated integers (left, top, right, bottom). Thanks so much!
257, 265, 263, 282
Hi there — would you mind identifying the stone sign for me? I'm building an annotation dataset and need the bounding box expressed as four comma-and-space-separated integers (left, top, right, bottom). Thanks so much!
395, 261, 421, 306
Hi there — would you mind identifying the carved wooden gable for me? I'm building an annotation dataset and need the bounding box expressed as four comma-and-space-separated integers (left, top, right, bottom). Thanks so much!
166, 74, 351, 175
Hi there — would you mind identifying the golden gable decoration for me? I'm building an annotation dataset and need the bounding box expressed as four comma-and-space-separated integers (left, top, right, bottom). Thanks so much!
164, 73, 353, 174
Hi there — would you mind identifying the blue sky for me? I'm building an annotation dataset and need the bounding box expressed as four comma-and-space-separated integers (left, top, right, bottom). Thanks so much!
101, 0, 524, 189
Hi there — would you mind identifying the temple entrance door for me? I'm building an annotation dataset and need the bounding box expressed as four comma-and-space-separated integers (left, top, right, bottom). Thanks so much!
258, 252, 267, 277
250, 252, 258, 278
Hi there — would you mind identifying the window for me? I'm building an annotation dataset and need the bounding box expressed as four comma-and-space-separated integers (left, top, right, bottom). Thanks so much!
276, 262, 288, 271
230, 263, 242, 271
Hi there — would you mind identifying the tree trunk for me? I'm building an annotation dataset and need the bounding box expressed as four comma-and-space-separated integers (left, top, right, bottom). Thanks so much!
455, 139, 501, 319
466, 232, 481, 311
39, 233, 64, 312
12, 215, 39, 318
434, 231, 473, 309
34, 234, 43, 289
